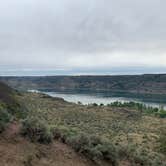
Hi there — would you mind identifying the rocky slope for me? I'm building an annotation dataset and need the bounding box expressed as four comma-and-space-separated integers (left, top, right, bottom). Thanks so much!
1, 74, 166, 95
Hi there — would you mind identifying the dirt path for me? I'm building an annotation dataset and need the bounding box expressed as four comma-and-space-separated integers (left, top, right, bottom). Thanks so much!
0, 122, 96, 166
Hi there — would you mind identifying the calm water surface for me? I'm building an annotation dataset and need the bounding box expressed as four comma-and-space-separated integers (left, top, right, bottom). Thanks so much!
30, 89, 166, 109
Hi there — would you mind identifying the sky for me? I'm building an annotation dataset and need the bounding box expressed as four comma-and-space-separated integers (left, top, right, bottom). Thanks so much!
0, 0, 166, 76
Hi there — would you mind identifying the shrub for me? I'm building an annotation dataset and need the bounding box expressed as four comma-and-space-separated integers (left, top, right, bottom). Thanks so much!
157, 110, 166, 118
158, 134, 166, 155
46, 125, 78, 143
85, 146, 103, 161
131, 150, 149, 165
100, 103, 104, 106
21, 117, 53, 144
117, 144, 166, 166
95, 142, 118, 165
0, 108, 11, 132
67, 133, 118, 165
92, 103, 98, 107
109, 101, 166, 118
67, 133, 90, 152
78, 101, 82, 105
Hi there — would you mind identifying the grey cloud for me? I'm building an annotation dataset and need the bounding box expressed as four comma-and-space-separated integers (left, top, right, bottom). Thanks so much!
0, 0, 166, 74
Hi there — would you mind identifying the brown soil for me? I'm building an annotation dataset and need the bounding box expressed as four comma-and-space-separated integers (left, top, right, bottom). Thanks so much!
0, 122, 96, 166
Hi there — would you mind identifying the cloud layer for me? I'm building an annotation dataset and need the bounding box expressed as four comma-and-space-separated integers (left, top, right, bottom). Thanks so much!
0, 0, 166, 75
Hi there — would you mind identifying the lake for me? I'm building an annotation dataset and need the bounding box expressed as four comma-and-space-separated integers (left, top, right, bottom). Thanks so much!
30, 89, 166, 109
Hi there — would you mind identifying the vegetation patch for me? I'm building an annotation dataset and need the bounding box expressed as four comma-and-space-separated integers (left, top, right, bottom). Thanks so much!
49, 126, 118, 165
17, 92, 166, 165
0, 106, 11, 132
158, 130, 166, 155
21, 117, 53, 144
108, 101, 166, 118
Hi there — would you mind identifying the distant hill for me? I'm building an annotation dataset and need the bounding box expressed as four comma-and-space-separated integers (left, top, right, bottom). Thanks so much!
1, 74, 166, 95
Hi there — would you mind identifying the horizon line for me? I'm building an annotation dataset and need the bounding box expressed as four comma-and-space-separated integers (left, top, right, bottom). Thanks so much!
0, 73, 166, 77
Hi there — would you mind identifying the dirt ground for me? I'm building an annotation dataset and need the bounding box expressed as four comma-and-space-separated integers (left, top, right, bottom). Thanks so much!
0, 122, 96, 166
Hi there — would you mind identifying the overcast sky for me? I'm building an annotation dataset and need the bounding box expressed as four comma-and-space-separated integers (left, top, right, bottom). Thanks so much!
0, 0, 166, 75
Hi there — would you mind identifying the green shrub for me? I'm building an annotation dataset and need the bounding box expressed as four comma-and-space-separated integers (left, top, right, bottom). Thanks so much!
85, 146, 103, 161
92, 103, 98, 107
50, 125, 73, 143
95, 142, 117, 165
158, 134, 166, 155
157, 110, 166, 118
67, 133, 90, 152
109, 101, 166, 118
21, 117, 53, 144
131, 150, 149, 166
0, 108, 11, 132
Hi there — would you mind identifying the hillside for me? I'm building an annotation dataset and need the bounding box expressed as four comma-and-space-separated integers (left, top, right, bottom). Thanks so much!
17, 92, 166, 166
0, 121, 95, 166
0, 81, 16, 106
0, 83, 96, 166
0, 81, 22, 114
0, 83, 165, 165
1, 74, 166, 95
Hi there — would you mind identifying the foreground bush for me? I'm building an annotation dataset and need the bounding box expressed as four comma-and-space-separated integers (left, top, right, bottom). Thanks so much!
50, 125, 72, 142
0, 108, 11, 132
68, 134, 118, 165
21, 117, 53, 144
49, 125, 118, 165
